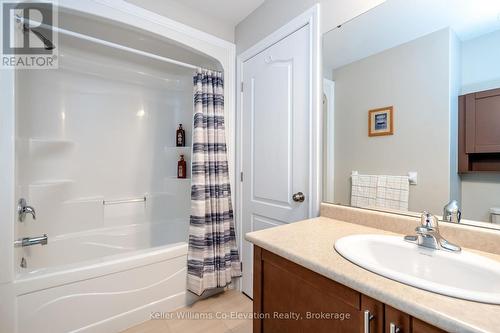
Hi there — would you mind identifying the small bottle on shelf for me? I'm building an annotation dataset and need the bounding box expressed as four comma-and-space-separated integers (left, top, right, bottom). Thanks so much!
177, 154, 187, 179
176, 124, 185, 147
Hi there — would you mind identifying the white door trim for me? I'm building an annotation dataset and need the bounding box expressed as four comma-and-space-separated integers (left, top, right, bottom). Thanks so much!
235, 4, 321, 285
323, 79, 335, 203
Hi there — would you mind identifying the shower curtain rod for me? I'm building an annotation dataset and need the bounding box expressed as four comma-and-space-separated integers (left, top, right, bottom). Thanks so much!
15, 15, 212, 71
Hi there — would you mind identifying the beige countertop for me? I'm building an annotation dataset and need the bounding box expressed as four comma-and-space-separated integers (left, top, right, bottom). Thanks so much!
245, 217, 500, 333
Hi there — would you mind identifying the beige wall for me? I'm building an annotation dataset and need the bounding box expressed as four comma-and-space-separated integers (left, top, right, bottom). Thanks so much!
235, 0, 385, 54
461, 174, 500, 222
461, 29, 500, 95
126, 0, 387, 54
235, 0, 317, 53
125, 0, 235, 42
332, 29, 452, 215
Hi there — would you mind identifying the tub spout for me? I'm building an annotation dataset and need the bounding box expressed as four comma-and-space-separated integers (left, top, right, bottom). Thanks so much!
14, 234, 48, 248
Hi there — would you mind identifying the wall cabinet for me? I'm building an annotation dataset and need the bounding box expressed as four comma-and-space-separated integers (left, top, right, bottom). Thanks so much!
459, 88, 500, 173
253, 246, 447, 333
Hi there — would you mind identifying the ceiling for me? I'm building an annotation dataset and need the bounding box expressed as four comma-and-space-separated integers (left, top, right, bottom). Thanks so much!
174, 0, 265, 26
324, 0, 500, 71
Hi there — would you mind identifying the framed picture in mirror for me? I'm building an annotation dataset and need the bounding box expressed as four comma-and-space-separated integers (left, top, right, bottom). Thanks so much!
368, 106, 393, 137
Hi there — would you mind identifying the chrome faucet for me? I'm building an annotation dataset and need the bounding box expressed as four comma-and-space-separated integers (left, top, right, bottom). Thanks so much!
443, 200, 461, 224
404, 212, 461, 252
18, 198, 36, 222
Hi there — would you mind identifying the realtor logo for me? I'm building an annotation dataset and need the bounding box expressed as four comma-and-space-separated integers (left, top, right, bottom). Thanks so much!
1, 1, 58, 68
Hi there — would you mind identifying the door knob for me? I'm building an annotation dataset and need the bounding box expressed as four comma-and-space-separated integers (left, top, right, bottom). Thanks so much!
292, 192, 305, 202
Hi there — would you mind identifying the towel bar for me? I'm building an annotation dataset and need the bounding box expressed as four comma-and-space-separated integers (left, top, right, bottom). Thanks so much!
351, 171, 418, 185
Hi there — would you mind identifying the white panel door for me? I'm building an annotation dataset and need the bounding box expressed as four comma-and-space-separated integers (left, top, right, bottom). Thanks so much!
241, 25, 310, 297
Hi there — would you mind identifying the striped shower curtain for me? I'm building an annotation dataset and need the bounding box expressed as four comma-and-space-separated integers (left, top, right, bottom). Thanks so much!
187, 68, 241, 296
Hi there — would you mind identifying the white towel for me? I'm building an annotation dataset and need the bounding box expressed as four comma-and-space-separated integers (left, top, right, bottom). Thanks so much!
351, 174, 409, 211
351, 174, 377, 208
376, 175, 409, 211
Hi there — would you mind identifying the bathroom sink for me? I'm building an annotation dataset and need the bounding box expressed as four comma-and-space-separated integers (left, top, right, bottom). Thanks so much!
334, 234, 500, 304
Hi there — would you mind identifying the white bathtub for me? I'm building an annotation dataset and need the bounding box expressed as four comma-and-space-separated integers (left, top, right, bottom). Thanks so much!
13, 221, 194, 333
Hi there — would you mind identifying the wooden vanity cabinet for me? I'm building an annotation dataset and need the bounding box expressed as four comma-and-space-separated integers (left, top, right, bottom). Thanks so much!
253, 246, 447, 333
412, 318, 446, 333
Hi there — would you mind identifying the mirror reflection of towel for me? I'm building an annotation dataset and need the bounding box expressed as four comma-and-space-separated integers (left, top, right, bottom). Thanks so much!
351, 174, 409, 211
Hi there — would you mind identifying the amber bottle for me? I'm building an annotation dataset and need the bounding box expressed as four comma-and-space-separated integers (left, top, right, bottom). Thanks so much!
177, 155, 187, 179
176, 124, 185, 147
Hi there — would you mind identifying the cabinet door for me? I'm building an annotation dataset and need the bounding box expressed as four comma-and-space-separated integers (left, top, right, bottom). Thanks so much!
361, 295, 384, 333
385, 305, 410, 333
254, 247, 362, 333
465, 89, 500, 153
412, 318, 447, 333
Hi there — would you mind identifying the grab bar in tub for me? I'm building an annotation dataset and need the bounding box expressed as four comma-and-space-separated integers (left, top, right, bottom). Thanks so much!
102, 196, 147, 205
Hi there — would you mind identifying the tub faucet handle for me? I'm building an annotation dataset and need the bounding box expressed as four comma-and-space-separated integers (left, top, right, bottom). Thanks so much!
18, 198, 36, 222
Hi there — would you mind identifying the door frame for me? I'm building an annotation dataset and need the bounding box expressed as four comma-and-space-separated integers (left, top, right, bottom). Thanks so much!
235, 4, 321, 285
323, 78, 335, 203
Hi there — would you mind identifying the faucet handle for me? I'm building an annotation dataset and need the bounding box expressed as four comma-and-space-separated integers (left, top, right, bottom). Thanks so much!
420, 211, 439, 230
18, 198, 36, 222
443, 200, 461, 223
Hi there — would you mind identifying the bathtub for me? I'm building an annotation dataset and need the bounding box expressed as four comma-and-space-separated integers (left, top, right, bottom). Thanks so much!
13, 221, 195, 333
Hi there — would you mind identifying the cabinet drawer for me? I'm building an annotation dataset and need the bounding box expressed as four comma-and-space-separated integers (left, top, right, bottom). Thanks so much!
385, 305, 410, 333
261, 249, 360, 309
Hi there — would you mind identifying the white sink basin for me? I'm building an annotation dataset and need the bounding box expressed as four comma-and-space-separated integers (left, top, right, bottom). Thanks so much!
335, 234, 500, 304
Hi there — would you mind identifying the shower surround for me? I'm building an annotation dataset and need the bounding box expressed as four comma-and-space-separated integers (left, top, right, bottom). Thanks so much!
0, 1, 236, 333
14, 25, 194, 333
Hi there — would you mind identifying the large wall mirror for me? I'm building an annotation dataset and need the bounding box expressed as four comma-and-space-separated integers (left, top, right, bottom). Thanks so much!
322, 0, 500, 229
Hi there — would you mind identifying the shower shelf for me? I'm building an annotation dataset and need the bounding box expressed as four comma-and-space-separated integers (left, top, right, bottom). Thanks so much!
16, 138, 74, 150
164, 146, 191, 152
165, 176, 191, 181
29, 179, 74, 187
29, 138, 74, 145
27, 139, 75, 154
